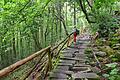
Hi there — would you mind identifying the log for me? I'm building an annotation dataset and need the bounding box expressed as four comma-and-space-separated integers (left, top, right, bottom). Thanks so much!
0, 46, 51, 77
23, 52, 47, 80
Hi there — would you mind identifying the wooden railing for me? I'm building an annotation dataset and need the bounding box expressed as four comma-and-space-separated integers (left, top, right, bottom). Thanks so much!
0, 33, 73, 80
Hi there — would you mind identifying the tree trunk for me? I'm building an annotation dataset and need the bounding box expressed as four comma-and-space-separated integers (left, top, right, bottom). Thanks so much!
78, 0, 95, 23
12, 36, 16, 61
74, 1, 76, 27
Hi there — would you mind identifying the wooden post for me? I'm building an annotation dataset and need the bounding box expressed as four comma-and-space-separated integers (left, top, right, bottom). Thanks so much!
48, 48, 52, 71
0, 46, 51, 78
67, 36, 70, 47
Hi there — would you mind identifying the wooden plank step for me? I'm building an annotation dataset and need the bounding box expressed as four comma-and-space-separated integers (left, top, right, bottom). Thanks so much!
72, 72, 99, 79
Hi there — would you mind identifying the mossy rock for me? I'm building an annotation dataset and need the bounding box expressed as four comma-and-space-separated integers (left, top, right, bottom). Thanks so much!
110, 52, 120, 62
113, 33, 120, 37
84, 48, 92, 54
95, 39, 103, 46
99, 46, 116, 56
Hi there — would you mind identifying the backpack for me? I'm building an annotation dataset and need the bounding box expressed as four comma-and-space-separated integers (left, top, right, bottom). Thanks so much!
76, 29, 79, 35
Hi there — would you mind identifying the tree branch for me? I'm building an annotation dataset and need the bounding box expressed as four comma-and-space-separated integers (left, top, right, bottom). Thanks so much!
86, 0, 92, 9
78, 0, 95, 23
54, 14, 69, 36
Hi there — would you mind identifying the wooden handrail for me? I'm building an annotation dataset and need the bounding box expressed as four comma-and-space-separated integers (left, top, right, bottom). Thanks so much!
0, 33, 73, 78
0, 46, 51, 77
51, 33, 73, 51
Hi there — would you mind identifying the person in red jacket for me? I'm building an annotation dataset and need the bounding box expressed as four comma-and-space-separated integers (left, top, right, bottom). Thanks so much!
72, 27, 78, 48
74, 30, 77, 43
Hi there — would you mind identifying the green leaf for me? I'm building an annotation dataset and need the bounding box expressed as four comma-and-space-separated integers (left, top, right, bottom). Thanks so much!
102, 74, 109, 78
110, 68, 119, 75
105, 63, 117, 68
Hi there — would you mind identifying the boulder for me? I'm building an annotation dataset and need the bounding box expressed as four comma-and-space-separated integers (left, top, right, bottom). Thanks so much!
95, 51, 107, 57
91, 67, 101, 74
99, 46, 115, 56
113, 44, 120, 50
72, 72, 100, 79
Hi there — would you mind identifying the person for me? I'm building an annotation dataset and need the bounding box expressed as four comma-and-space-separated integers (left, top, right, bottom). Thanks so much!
72, 27, 79, 47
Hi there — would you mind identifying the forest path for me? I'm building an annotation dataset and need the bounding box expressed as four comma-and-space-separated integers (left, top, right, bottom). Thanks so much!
48, 34, 100, 80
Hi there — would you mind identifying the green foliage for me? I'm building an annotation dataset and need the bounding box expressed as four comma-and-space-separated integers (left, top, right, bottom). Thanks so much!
84, 48, 92, 54
103, 63, 120, 80
110, 52, 120, 62
90, 0, 120, 38
0, 0, 68, 70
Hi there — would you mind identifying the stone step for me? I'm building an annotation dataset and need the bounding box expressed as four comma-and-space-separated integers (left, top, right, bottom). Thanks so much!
70, 67, 90, 72
74, 53, 87, 59
57, 63, 73, 66
60, 57, 86, 62
74, 64, 90, 67
49, 73, 68, 79
52, 69, 74, 75
56, 66, 69, 70
63, 48, 79, 52
72, 72, 99, 79
62, 53, 73, 57
59, 60, 76, 64
49, 79, 68, 80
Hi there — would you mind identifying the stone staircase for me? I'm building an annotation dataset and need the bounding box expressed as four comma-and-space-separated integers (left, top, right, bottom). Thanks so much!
48, 37, 100, 80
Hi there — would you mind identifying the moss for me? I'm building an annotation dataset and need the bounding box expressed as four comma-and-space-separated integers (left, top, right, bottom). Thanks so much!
84, 48, 93, 54
99, 46, 116, 56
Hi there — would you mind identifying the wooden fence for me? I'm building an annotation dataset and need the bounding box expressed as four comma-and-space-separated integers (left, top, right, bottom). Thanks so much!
0, 33, 73, 80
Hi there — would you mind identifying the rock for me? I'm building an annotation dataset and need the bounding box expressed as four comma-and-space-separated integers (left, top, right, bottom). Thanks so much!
56, 66, 69, 70
99, 46, 115, 56
57, 63, 73, 66
59, 60, 76, 64
49, 72, 68, 79
74, 64, 90, 67
70, 67, 90, 72
91, 67, 101, 73
113, 44, 120, 50
52, 69, 74, 75
49, 79, 68, 80
60, 57, 85, 62
62, 53, 73, 57
95, 51, 107, 57
72, 72, 99, 79
116, 44, 120, 46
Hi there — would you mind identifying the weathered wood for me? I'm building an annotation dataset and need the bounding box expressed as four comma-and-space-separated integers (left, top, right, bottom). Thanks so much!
0, 33, 73, 79
0, 46, 51, 77
92, 49, 102, 68
51, 33, 73, 52
23, 52, 48, 80
48, 48, 52, 71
